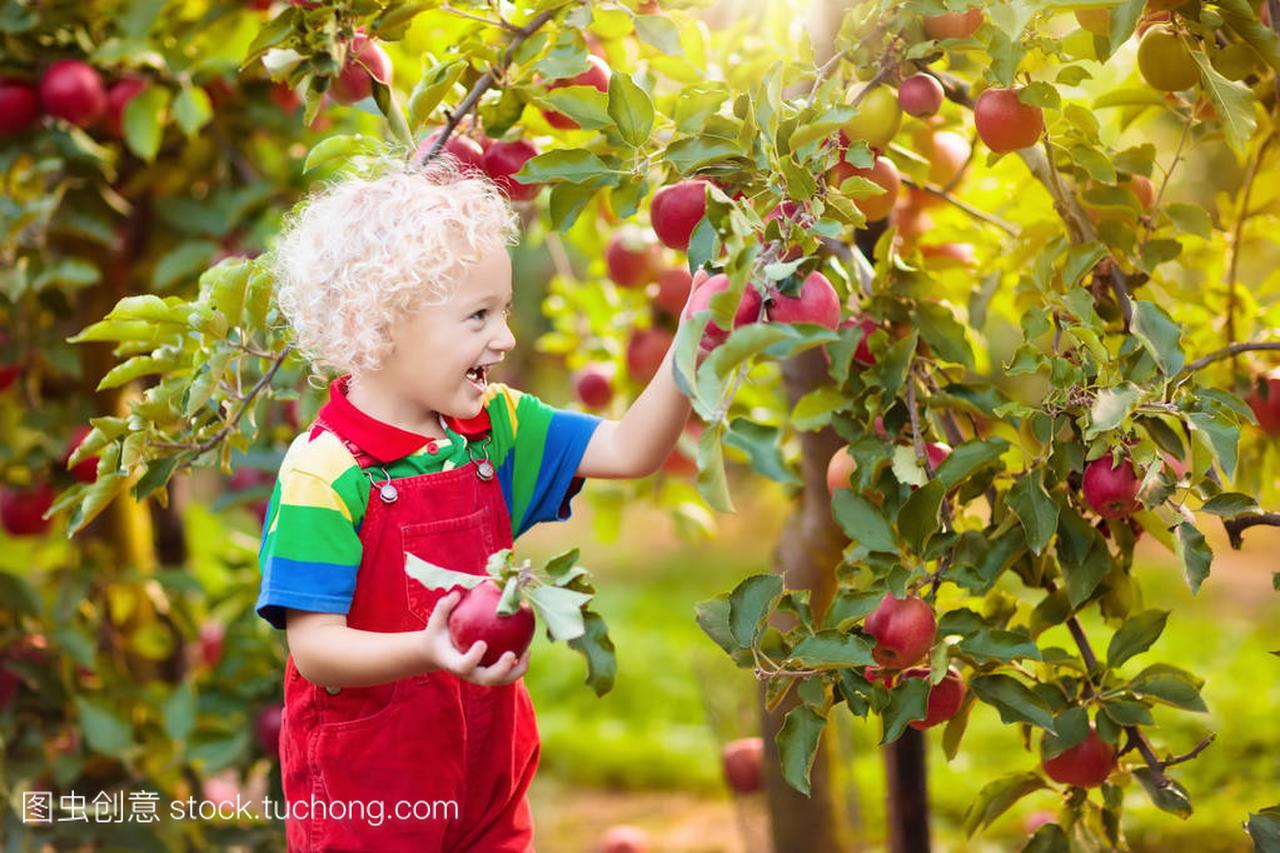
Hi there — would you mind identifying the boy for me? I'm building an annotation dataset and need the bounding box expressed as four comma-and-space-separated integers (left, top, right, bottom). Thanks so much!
256, 154, 693, 850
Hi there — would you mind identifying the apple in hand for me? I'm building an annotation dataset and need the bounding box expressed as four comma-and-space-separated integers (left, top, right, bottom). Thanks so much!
864, 593, 936, 669
901, 666, 966, 730
448, 580, 536, 668
766, 271, 841, 330
329, 33, 392, 104
683, 273, 764, 349
721, 736, 764, 794
482, 139, 541, 201
1042, 725, 1116, 788
650, 180, 708, 250
1082, 456, 1141, 518
40, 59, 107, 128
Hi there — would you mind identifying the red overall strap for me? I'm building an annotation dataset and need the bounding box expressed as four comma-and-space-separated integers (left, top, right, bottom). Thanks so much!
310, 415, 380, 469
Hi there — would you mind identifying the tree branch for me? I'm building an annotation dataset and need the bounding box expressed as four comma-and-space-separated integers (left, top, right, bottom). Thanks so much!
1223, 512, 1280, 549
1179, 340, 1280, 376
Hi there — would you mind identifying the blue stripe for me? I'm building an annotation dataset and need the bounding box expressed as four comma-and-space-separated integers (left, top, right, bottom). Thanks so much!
517, 409, 601, 537
255, 554, 358, 630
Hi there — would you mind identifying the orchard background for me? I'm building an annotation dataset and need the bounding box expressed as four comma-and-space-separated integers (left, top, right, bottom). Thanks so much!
3, 0, 1280, 850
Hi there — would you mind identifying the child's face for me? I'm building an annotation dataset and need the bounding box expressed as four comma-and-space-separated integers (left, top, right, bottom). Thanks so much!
380, 242, 516, 420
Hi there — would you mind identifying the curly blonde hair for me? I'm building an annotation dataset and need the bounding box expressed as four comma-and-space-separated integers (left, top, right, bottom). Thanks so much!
272, 151, 520, 376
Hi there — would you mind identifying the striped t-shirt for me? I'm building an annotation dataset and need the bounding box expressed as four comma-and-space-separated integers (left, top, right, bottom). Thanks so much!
254, 377, 601, 630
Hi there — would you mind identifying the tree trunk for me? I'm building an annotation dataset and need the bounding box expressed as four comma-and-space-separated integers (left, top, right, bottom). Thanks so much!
759, 347, 853, 853
884, 729, 930, 853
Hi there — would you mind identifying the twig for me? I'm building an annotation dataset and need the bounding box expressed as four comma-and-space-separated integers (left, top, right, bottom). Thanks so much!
898, 176, 1020, 236
1225, 134, 1274, 381
806, 48, 851, 106
1223, 512, 1280, 549
416, 6, 562, 164
441, 4, 520, 31
186, 344, 294, 459
1179, 341, 1280, 376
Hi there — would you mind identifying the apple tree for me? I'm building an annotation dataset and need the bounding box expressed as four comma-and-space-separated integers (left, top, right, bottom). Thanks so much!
32, 0, 1280, 850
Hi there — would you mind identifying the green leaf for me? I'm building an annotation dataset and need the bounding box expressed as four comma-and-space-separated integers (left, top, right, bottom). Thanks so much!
969, 674, 1057, 732
791, 631, 874, 668
1022, 823, 1070, 853
1062, 537, 1112, 608
1062, 242, 1108, 289
567, 610, 617, 696
541, 87, 613, 131
522, 584, 591, 642
1007, 469, 1059, 556
1246, 806, 1280, 851
1100, 698, 1154, 726
725, 419, 800, 485
1086, 383, 1142, 439
1187, 411, 1240, 479
75, 697, 133, 754
1166, 202, 1212, 238
664, 135, 746, 173
1200, 492, 1259, 517
407, 59, 466, 129
963, 772, 1048, 836
695, 422, 733, 513
607, 71, 654, 148
172, 85, 212, 137
1190, 50, 1257, 155
934, 438, 1009, 490
881, 677, 930, 743
304, 133, 377, 173
123, 85, 170, 162
791, 386, 846, 431
916, 303, 974, 369
1130, 662, 1207, 712
162, 683, 197, 742
1106, 609, 1169, 669
776, 705, 825, 796
1174, 522, 1212, 595
634, 14, 682, 55
958, 628, 1042, 663
694, 595, 737, 653
868, 331, 917, 398
898, 478, 944, 555
518, 149, 614, 184
728, 574, 783, 648
831, 492, 898, 554
404, 554, 490, 592
1133, 767, 1193, 817
547, 183, 597, 231
1131, 300, 1184, 376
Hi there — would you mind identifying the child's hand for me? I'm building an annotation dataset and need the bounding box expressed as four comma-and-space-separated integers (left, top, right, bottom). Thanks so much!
420, 590, 531, 687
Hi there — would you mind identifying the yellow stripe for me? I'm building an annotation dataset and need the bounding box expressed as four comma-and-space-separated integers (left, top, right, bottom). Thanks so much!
495, 383, 520, 436
279, 470, 353, 522
284, 429, 359, 483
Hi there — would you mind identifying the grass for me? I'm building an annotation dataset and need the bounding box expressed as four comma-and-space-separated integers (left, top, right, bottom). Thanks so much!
518, 483, 1280, 851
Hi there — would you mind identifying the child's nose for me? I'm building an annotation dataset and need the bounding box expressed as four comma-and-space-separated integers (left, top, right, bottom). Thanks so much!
493, 319, 516, 352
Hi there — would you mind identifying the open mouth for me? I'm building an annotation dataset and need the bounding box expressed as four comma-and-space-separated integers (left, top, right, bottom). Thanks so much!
465, 365, 488, 392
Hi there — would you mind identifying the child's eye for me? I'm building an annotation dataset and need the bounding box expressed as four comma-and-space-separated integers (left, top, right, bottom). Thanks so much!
470, 309, 486, 321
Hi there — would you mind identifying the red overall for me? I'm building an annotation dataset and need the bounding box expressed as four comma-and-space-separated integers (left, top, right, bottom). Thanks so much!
278, 417, 539, 852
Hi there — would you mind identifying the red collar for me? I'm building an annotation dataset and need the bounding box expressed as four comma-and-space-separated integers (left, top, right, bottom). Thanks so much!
316, 375, 491, 463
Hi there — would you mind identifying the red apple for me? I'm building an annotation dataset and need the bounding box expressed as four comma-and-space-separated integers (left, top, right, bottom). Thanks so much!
721, 737, 764, 794
447, 580, 536, 667
1042, 726, 1116, 788
1082, 456, 1141, 518
39, 59, 107, 128
0, 79, 40, 135
917, 130, 971, 188
827, 445, 856, 495
598, 824, 649, 853
925, 442, 951, 470
543, 55, 610, 130
482, 139, 541, 201
922, 7, 984, 39
574, 364, 615, 409
1247, 376, 1280, 434
920, 242, 977, 266
417, 129, 485, 173
841, 316, 879, 367
63, 425, 99, 484
650, 180, 708, 250
864, 593, 936, 669
625, 327, 673, 382
653, 267, 694, 316
898, 73, 945, 118
329, 33, 392, 105
1126, 175, 1156, 211
830, 155, 900, 222
864, 665, 895, 685
683, 273, 764, 349
103, 76, 146, 138
902, 666, 966, 730
1, 482, 54, 537
269, 82, 302, 114
199, 621, 225, 668
766, 271, 841, 330
974, 87, 1044, 154
256, 704, 283, 757
606, 231, 663, 288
